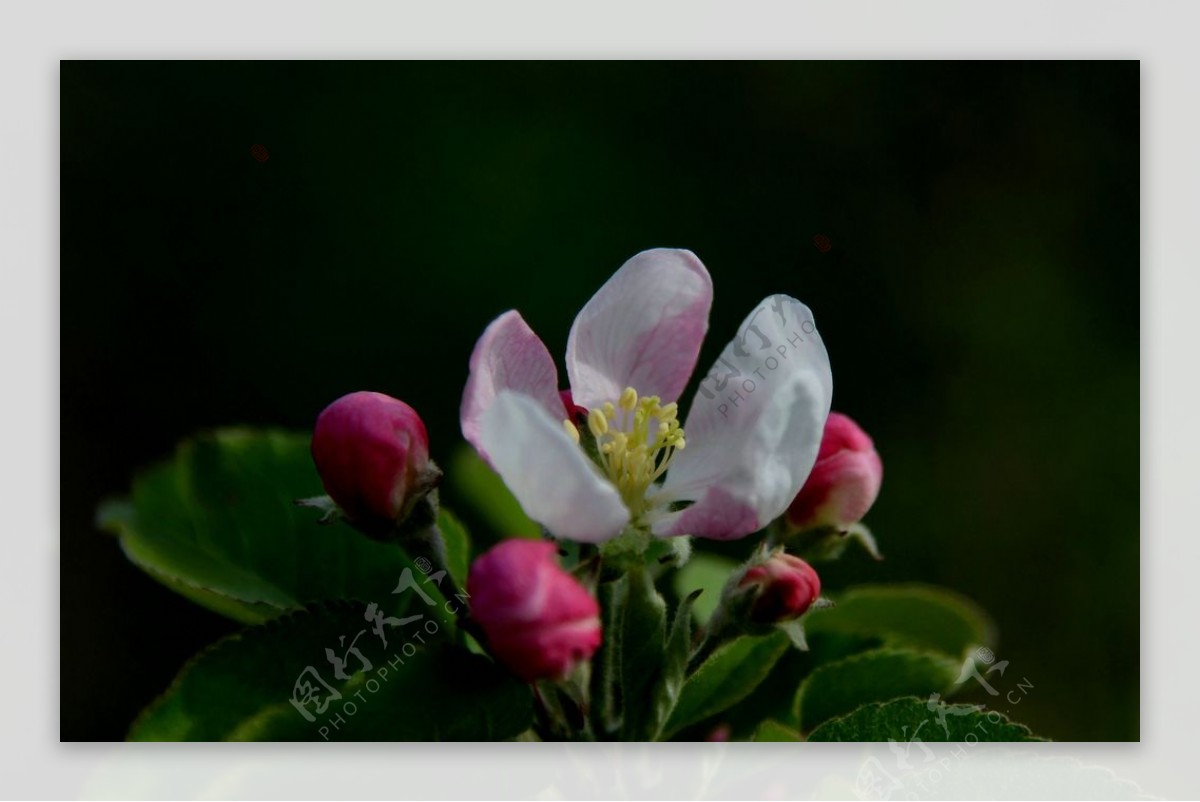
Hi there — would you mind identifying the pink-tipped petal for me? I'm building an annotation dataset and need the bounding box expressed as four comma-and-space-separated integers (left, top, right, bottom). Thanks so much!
650, 485, 759, 540
566, 249, 713, 409
461, 310, 567, 463
655, 295, 833, 540
479, 391, 630, 543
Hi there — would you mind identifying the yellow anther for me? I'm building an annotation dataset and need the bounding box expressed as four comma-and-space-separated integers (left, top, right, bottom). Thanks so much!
588, 408, 608, 437
563, 419, 580, 444
577, 386, 689, 524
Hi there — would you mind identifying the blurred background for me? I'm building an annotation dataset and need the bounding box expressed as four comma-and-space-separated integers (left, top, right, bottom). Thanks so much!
61, 61, 1138, 741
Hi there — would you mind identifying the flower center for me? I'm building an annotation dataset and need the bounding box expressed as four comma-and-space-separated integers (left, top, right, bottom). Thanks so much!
563, 386, 686, 519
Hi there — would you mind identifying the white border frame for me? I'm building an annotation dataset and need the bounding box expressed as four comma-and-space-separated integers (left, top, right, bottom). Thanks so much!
6, 1, 1196, 797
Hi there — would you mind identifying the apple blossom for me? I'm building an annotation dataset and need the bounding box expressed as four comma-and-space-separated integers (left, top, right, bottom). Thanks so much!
460, 248, 833, 543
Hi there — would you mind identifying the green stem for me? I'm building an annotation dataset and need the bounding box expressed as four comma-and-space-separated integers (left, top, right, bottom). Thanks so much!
589, 577, 623, 739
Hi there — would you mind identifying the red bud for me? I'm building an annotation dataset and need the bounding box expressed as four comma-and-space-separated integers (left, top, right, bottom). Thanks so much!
311, 391, 433, 530
786, 412, 883, 533
739, 553, 821, 624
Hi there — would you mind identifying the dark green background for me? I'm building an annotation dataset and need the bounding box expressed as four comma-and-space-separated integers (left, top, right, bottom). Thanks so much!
61, 61, 1138, 741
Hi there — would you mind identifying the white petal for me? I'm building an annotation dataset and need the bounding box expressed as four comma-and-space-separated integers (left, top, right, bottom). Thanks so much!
461, 310, 566, 464
480, 391, 630, 543
566, 248, 713, 409
655, 295, 833, 539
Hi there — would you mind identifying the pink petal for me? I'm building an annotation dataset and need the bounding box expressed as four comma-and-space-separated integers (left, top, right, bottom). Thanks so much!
461, 310, 567, 464
566, 249, 713, 409
654, 295, 833, 540
480, 391, 630, 543
652, 485, 759, 541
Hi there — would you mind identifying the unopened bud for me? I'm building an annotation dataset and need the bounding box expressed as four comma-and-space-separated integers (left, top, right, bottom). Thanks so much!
311, 391, 438, 532
738, 552, 821, 624
467, 540, 601, 682
786, 412, 882, 533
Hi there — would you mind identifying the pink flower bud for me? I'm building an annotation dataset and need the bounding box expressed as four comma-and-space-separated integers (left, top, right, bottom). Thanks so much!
738, 553, 821, 624
467, 540, 602, 682
786, 411, 882, 533
311, 391, 435, 530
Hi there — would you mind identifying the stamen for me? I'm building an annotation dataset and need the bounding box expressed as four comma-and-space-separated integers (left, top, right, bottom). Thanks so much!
583, 385, 688, 522
563, 419, 580, 443
588, 408, 608, 437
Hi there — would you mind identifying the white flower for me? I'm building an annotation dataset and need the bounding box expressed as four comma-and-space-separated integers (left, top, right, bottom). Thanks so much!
460, 249, 832, 543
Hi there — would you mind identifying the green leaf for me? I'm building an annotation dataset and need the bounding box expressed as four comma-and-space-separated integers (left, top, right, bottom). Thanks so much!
804, 584, 995, 661
718, 627, 882, 736
794, 648, 961, 732
436, 508, 472, 591
754, 719, 803, 742
671, 552, 737, 625
619, 566, 667, 740
715, 584, 994, 739
662, 631, 790, 739
648, 589, 701, 740
447, 444, 541, 540
99, 429, 437, 624
129, 601, 532, 741
807, 696, 1044, 742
